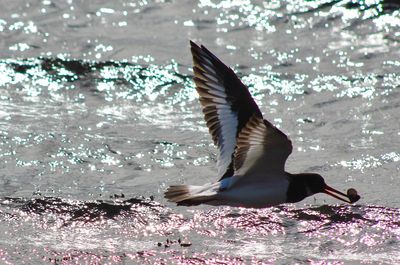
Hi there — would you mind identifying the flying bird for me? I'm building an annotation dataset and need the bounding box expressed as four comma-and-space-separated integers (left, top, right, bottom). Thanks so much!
164, 41, 360, 208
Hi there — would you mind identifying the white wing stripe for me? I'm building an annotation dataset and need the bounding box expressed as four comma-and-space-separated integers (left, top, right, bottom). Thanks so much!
203, 73, 220, 83
216, 105, 238, 176
191, 42, 265, 179
199, 88, 226, 98
204, 82, 225, 92
201, 56, 214, 68
202, 64, 216, 75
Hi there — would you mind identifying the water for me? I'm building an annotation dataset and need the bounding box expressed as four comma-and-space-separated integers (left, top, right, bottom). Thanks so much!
0, 0, 399, 263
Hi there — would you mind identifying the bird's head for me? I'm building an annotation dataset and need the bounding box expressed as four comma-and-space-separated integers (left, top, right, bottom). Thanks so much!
288, 173, 360, 203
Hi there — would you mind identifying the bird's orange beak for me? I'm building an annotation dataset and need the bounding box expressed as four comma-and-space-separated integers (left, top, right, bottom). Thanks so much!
323, 185, 358, 203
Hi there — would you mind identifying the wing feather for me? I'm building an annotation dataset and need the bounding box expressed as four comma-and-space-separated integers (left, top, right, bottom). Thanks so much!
231, 115, 293, 185
190, 41, 262, 179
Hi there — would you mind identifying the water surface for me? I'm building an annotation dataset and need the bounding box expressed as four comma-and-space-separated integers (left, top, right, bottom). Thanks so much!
0, 0, 399, 263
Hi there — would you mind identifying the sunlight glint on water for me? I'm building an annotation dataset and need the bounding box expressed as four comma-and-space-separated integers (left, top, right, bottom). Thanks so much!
0, 0, 399, 263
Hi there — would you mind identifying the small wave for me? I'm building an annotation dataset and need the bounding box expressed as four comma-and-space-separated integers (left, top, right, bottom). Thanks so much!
0, 196, 165, 225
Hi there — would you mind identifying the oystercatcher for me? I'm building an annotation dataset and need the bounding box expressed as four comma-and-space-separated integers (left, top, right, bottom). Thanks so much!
165, 41, 360, 208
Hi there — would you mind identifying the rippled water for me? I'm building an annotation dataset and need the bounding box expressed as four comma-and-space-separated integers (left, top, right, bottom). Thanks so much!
0, 0, 399, 264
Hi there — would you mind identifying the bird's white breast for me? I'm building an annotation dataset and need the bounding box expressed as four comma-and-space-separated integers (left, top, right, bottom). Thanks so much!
218, 177, 289, 208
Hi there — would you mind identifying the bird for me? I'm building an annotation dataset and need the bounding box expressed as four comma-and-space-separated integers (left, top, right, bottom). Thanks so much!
164, 41, 360, 208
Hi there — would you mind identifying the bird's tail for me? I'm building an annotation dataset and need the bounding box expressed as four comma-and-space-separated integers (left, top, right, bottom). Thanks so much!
164, 184, 218, 206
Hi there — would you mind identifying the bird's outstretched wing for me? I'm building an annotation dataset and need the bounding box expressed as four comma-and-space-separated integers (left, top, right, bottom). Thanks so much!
231, 114, 292, 186
190, 41, 262, 180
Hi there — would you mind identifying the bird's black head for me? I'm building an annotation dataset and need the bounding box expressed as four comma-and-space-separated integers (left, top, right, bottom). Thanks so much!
301, 173, 326, 194
286, 173, 355, 203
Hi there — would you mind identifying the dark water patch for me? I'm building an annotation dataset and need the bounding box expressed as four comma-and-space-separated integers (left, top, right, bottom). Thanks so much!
0, 57, 193, 105
345, 0, 400, 15
45, 249, 129, 264
287, 0, 342, 15
313, 98, 340, 108
0, 196, 165, 225
33, 248, 252, 265
290, 204, 400, 224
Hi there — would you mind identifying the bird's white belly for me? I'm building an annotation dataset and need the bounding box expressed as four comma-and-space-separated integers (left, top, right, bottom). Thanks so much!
216, 181, 288, 208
